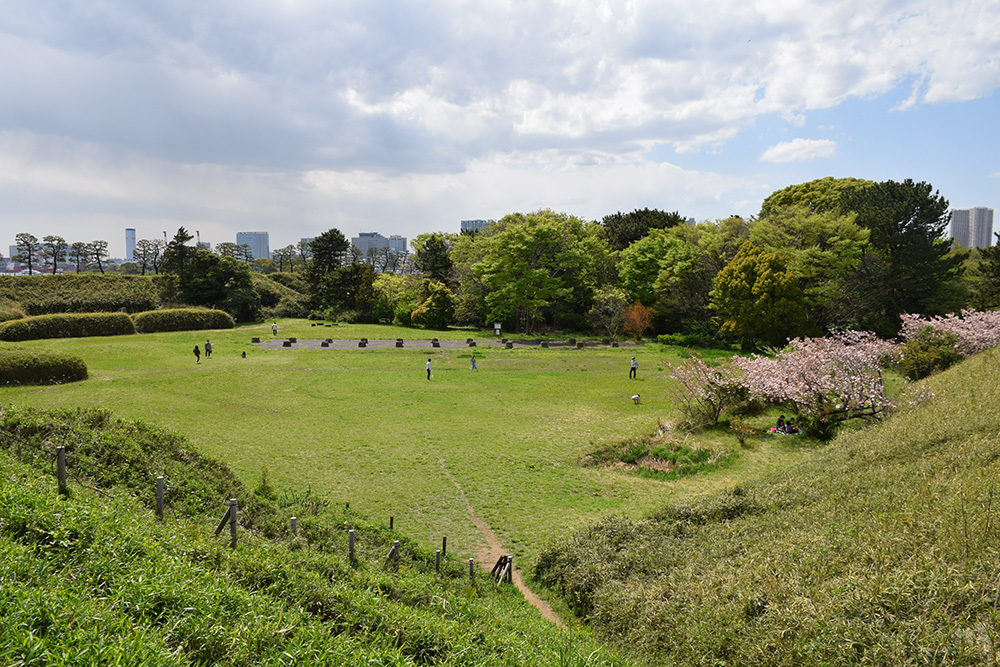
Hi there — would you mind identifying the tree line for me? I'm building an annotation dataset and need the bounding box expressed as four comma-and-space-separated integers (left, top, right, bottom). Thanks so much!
11, 176, 994, 346
291, 177, 981, 346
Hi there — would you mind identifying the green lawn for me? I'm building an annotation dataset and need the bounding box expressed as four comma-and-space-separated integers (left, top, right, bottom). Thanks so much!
0, 319, 812, 561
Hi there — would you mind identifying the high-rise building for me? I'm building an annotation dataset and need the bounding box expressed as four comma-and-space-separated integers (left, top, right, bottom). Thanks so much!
460, 219, 492, 233
950, 209, 971, 248
388, 235, 407, 253
351, 232, 408, 259
950, 208, 995, 249
235, 231, 270, 260
125, 228, 136, 261
972, 207, 995, 249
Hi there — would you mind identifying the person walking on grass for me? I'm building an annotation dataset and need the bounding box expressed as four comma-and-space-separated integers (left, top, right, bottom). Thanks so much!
193, 345, 201, 364
629, 356, 638, 379
272, 322, 278, 336
205, 339, 212, 358
470, 354, 478, 371
426, 358, 432, 380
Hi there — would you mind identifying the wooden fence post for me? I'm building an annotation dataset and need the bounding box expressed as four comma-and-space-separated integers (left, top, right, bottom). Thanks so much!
389, 515, 394, 530
442, 536, 447, 557
229, 498, 238, 549
156, 476, 164, 519
56, 446, 67, 495
290, 516, 297, 535
215, 499, 238, 548
349, 529, 355, 563
385, 540, 400, 571
435, 549, 441, 574
469, 558, 475, 581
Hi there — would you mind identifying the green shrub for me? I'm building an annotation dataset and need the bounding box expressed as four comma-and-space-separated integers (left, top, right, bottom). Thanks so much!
0, 307, 23, 323
897, 325, 965, 380
252, 274, 309, 319
394, 304, 414, 327
266, 271, 309, 294
0, 348, 88, 385
0, 274, 158, 315
261, 296, 310, 320
0, 312, 136, 341
132, 308, 235, 333
251, 274, 302, 307
657, 327, 721, 349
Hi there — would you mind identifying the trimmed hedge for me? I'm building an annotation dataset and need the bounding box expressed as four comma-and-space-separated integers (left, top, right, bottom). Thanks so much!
132, 308, 235, 333
0, 274, 158, 315
0, 348, 88, 385
0, 312, 136, 342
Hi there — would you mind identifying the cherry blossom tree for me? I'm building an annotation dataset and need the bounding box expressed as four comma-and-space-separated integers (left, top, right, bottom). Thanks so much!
663, 353, 745, 427
733, 330, 900, 438
899, 309, 1000, 356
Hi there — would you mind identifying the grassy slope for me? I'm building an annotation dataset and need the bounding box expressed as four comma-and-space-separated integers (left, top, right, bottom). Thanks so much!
534, 346, 1000, 665
0, 406, 628, 667
0, 320, 810, 563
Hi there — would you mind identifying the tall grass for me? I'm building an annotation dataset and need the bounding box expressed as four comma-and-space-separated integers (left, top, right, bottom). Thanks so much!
534, 347, 1000, 665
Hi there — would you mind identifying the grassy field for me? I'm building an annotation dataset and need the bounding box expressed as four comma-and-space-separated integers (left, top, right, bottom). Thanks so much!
0, 319, 813, 563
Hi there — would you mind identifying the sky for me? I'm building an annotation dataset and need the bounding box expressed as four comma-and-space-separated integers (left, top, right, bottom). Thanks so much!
1, 0, 999, 258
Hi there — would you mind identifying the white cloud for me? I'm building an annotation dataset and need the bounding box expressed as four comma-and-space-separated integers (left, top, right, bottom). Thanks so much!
760, 138, 838, 163
0, 0, 997, 250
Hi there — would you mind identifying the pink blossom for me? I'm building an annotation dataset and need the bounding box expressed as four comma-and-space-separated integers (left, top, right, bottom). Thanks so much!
663, 354, 744, 427
732, 330, 900, 428
900, 309, 1000, 355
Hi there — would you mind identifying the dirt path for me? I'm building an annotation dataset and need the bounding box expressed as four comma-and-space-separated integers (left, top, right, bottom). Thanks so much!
438, 459, 565, 627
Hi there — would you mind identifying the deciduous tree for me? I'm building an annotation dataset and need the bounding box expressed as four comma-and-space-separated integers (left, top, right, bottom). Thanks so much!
710, 242, 808, 347
622, 301, 654, 340
733, 330, 900, 438
473, 210, 606, 332
588, 287, 628, 341
750, 205, 869, 332
410, 279, 456, 329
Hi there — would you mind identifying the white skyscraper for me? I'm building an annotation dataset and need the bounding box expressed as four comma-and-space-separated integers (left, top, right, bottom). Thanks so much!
950, 209, 971, 248
950, 208, 995, 249
235, 231, 270, 260
125, 228, 136, 261
972, 207, 995, 249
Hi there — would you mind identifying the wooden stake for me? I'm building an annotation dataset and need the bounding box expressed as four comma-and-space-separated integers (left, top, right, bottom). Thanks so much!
156, 476, 164, 519
229, 499, 238, 549
57, 446, 67, 495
